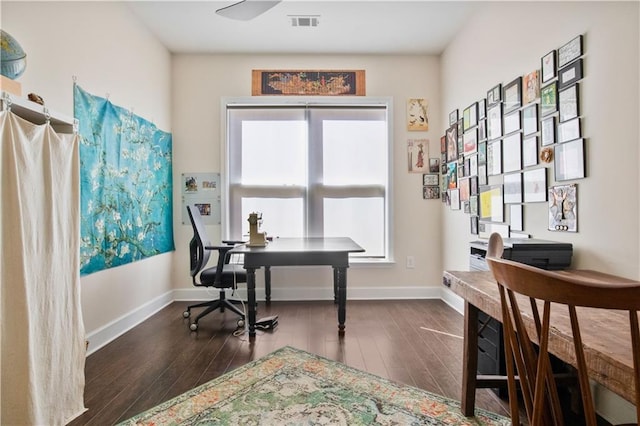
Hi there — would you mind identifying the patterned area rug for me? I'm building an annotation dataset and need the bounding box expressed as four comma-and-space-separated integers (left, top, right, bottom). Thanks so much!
120, 346, 510, 425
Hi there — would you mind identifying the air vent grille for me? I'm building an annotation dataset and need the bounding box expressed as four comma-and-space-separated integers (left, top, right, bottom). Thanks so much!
289, 15, 320, 27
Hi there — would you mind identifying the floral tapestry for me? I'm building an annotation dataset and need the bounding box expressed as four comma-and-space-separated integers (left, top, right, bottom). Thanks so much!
74, 85, 174, 275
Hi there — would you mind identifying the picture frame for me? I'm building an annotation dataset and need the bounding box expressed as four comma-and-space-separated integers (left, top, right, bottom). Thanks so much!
523, 168, 547, 203
470, 175, 479, 196
541, 116, 556, 146
503, 110, 521, 135
463, 128, 478, 155
502, 132, 522, 173
449, 188, 461, 210
463, 102, 478, 131
522, 135, 538, 168
503, 77, 522, 114
423, 185, 440, 199
487, 140, 502, 176
522, 103, 538, 136
252, 69, 365, 96
447, 161, 458, 189
554, 138, 585, 181
540, 82, 558, 117
470, 215, 479, 235
487, 83, 502, 107
478, 119, 487, 141
487, 103, 503, 141
423, 173, 439, 186
407, 138, 428, 173
407, 98, 429, 131
477, 141, 487, 165
558, 58, 583, 90
478, 99, 486, 120
549, 184, 577, 232
459, 177, 471, 202
469, 154, 478, 177
557, 117, 581, 143
449, 109, 459, 126
522, 70, 540, 104
479, 184, 504, 222
478, 164, 488, 186
541, 50, 557, 84
440, 135, 447, 154
510, 204, 523, 232
446, 124, 458, 162
558, 35, 583, 69
503, 172, 523, 204
469, 194, 479, 214
457, 119, 464, 157
559, 83, 580, 122
429, 158, 440, 173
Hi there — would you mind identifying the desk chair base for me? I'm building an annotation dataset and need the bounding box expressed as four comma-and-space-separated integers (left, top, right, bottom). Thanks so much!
183, 296, 245, 331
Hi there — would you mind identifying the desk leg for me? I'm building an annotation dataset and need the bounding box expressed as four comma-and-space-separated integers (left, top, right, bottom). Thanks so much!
461, 301, 479, 417
247, 267, 257, 339
264, 266, 271, 304
335, 266, 347, 335
333, 268, 338, 304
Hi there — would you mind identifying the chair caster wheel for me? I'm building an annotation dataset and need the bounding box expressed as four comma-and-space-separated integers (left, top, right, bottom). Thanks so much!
190, 323, 198, 331
183, 311, 190, 318
237, 319, 245, 328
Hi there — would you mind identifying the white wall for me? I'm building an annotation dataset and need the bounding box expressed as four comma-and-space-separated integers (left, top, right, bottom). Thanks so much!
440, 2, 639, 423
441, 1, 639, 280
2, 2, 174, 347
171, 54, 444, 299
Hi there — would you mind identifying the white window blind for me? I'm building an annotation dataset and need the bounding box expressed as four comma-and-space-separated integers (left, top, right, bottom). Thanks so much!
225, 101, 391, 259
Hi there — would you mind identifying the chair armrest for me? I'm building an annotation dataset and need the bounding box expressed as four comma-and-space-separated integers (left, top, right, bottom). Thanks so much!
222, 240, 247, 245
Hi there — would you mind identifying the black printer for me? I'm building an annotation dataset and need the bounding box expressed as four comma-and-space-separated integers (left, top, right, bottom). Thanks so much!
470, 238, 573, 271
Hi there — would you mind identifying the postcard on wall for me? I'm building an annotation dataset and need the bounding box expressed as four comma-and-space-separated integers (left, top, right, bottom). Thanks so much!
407, 138, 429, 173
407, 98, 429, 131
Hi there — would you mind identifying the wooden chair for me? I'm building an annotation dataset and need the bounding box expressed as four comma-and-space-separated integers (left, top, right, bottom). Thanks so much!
485, 233, 640, 426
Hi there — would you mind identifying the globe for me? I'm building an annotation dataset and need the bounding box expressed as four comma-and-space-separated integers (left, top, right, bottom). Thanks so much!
1, 30, 27, 80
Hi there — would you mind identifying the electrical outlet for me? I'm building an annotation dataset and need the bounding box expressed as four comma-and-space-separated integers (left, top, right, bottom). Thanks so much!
406, 255, 415, 269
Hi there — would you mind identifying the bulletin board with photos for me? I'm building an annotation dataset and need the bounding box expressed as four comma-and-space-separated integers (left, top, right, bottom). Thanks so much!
441, 34, 586, 235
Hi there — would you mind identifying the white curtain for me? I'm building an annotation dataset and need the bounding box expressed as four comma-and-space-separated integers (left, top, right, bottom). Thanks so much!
1, 110, 86, 425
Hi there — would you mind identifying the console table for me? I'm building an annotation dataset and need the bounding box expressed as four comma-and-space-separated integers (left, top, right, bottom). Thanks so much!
443, 269, 638, 416
231, 237, 365, 338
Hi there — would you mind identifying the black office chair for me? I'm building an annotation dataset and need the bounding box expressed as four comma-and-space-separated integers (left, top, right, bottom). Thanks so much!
183, 205, 246, 331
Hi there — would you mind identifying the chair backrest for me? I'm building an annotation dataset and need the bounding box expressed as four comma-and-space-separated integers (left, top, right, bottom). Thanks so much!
486, 232, 640, 426
186, 205, 212, 278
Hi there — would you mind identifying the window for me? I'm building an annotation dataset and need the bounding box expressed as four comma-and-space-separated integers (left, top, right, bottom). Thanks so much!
224, 99, 392, 260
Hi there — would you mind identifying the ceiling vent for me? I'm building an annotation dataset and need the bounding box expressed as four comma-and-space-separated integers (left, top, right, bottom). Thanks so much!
289, 15, 320, 27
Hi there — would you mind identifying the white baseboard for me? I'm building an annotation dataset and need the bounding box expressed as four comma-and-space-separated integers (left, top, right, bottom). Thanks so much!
85, 290, 173, 356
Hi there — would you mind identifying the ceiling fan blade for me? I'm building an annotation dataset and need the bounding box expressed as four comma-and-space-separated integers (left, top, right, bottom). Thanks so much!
215, 0, 282, 21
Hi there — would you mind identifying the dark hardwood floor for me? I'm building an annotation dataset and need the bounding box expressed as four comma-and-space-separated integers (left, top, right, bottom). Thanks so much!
69, 299, 512, 425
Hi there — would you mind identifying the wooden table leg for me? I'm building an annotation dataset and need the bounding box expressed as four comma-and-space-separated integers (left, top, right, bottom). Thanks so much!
264, 266, 271, 304
333, 267, 338, 304
336, 266, 347, 335
461, 301, 479, 417
247, 267, 257, 338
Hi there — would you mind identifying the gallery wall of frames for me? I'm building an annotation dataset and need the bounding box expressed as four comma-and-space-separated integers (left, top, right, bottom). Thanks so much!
439, 34, 585, 235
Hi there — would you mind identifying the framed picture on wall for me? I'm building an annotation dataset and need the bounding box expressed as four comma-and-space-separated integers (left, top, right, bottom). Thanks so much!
522, 135, 538, 168
540, 82, 558, 116
463, 128, 478, 155
449, 109, 459, 126
558, 35, 583, 68
559, 83, 580, 122
503, 110, 521, 135
554, 138, 585, 181
423, 173, 439, 186
522, 70, 540, 104
446, 124, 458, 162
523, 168, 547, 203
463, 102, 478, 131
478, 99, 486, 120
502, 133, 522, 173
503, 172, 523, 204
487, 139, 502, 176
510, 204, 524, 232
487, 83, 502, 107
487, 103, 503, 140
479, 184, 504, 222
503, 77, 522, 114
541, 116, 556, 146
549, 184, 577, 232
541, 50, 557, 83
522, 103, 538, 135
557, 117, 581, 143
449, 188, 461, 210
558, 58, 583, 89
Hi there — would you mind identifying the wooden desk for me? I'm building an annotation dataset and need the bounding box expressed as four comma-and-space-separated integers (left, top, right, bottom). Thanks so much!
443, 270, 638, 416
231, 237, 365, 338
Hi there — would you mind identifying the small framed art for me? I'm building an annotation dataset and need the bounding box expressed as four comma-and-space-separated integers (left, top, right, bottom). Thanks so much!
463, 128, 478, 155
523, 168, 547, 203
487, 140, 502, 176
470, 215, 479, 235
503, 172, 523, 204
446, 124, 458, 162
429, 158, 440, 173
522, 136, 538, 168
423, 185, 440, 199
487, 83, 502, 107
541, 50, 556, 84
558, 35, 583, 69
447, 162, 458, 189
557, 117, 581, 143
407, 98, 428, 131
503, 77, 522, 114
478, 99, 486, 120
477, 141, 487, 165
487, 103, 503, 140
449, 188, 461, 210
522, 70, 540, 105
469, 194, 478, 215
478, 119, 487, 141
459, 177, 470, 202
469, 155, 478, 178
549, 184, 577, 232
522, 103, 538, 136
554, 138, 585, 181
503, 110, 521, 135
541, 116, 556, 146
502, 133, 522, 174
463, 103, 478, 131
423, 173, 439, 186
559, 83, 579, 122
449, 109, 459, 126
510, 204, 523, 232
558, 58, 583, 90
479, 185, 504, 222
540, 82, 558, 116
